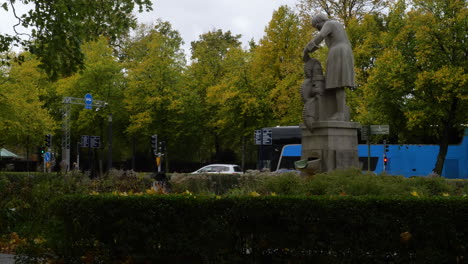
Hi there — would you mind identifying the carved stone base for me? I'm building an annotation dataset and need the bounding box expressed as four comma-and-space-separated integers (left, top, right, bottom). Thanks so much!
299, 122, 360, 173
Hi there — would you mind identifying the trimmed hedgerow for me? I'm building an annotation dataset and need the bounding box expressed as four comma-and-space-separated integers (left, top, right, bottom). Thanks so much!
44, 195, 468, 263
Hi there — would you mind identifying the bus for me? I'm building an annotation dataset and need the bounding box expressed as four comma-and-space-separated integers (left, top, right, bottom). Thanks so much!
261, 126, 468, 178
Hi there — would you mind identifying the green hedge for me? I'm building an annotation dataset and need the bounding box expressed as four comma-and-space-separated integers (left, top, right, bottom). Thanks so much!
45, 195, 468, 263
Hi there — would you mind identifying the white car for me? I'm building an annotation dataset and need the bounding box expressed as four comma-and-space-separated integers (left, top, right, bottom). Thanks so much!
191, 164, 243, 174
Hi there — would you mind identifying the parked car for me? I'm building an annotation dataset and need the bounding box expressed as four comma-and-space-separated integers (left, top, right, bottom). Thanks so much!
191, 164, 243, 174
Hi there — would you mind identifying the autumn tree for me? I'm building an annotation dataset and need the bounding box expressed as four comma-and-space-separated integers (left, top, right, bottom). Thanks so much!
54, 37, 127, 163
250, 6, 305, 126
354, 0, 467, 174
123, 21, 186, 168
297, 0, 388, 26
0, 53, 56, 157
205, 46, 264, 168
0, 0, 152, 78
186, 29, 242, 162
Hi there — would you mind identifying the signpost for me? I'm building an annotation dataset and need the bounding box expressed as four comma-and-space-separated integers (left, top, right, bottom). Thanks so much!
254, 130, 262, 145
90, 136, 101, 148
84, 93, 93, 110
81, 135, 90, 147
43, 151, 51, 172
361, 125, 390, 172
255, 128, 273, 169
262, 129, 272, 145
44, 152, 51, 162
370, 125, 390, 135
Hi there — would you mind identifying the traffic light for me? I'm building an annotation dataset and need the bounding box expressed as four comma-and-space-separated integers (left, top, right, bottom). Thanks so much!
151, 135, 157, 150
383, 139, 389, 153
44, 134, 52, 147
158, 141, 166, 153
383, 156, 388, 166
37, 147, 45, 156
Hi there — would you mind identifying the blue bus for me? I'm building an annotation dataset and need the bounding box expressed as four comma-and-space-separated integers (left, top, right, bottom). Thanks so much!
274, 128, 468, 179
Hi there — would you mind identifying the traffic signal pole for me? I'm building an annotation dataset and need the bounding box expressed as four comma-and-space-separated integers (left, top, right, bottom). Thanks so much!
61, 96, 107, 172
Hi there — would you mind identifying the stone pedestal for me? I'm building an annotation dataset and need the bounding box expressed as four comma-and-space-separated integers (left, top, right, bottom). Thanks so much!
300, 121, 360, 173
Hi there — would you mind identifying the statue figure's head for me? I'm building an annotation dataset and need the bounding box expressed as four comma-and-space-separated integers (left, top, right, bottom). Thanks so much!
311, 14, 329, 30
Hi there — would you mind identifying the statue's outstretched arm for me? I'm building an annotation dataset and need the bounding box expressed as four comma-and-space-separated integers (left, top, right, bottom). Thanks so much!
305, 33, 324, 54
303, 33, 325, 62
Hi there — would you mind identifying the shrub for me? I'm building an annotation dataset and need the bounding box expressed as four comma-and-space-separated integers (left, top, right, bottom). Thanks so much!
42, 195, 468, 263
170, 173, 240, 194
262, 173, 304, 195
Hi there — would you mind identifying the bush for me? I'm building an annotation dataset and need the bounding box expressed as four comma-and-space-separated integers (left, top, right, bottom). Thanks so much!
170, 173, 240, 194
41, 195, 468, 263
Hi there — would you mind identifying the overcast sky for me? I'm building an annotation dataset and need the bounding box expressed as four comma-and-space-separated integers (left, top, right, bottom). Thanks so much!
142, 0, 296, 54
0, 0, 297, 56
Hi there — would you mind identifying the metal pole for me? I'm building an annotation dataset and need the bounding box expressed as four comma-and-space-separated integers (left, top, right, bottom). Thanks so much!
383, 140, 387, 172
62, 104, 71, 171
132, 136, 136, 171
108, 113, 113, 171
77, 142, 80, 169
260, 129, 264, 169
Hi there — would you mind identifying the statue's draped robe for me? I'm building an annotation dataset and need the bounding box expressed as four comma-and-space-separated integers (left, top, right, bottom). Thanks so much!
305, 20, 355, 89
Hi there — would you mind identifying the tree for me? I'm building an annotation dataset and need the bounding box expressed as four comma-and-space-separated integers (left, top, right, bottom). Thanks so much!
0, 0, 152, 79
353, 0, 467, 174
403, 0, 467, 174
123, 21, 186, 167
297, 0, 388, 26
0, 52, 56, 156
250, 6, 305, 126
205, 46, 262, 168
54, 37, 127, 164
186, 29, 242, 162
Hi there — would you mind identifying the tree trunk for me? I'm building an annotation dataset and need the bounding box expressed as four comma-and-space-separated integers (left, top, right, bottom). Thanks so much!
433, 138, 448, 175
433, 98, 458, 175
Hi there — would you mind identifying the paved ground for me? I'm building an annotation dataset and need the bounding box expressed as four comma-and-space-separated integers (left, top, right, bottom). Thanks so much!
0, 253, 15, 263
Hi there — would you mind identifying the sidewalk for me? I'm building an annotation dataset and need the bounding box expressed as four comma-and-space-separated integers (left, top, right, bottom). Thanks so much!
0, 253, 15, 263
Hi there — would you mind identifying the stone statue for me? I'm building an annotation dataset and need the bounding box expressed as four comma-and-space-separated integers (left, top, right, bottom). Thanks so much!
300, 54, 325, 130
302, 14, 355, 122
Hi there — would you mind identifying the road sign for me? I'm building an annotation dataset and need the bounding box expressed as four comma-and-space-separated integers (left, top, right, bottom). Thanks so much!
361, 126, 370, 140
262, 129, 272, 145
81, 135, 90, 147
254, 130, 262, 145
254, 129, 273, 145
44, 152, 51, 162
370, 125, 390, 135
90, 136, 100, 148
84, 93, 93, 110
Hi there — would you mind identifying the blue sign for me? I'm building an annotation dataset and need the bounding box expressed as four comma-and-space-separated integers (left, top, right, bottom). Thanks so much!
44, 152, 51, 162
84, 93, 93, 110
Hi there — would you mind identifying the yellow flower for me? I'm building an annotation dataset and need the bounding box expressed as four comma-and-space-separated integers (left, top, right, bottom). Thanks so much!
271, 192, 277, 196
89, 191, 99, 196
146, 189, 157, 195
442, 193, 450, 197
250, 191, 260, 197
185, 190, 192, 195
33, 237, 46, 244
410, 191, 419, 197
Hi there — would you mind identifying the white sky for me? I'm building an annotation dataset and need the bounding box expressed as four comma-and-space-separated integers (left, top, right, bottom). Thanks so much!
142, 0, 296, 54
0, 0, 297, 56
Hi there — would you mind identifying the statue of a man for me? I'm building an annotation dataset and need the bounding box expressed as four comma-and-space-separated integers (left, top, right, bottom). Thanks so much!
303, 14, 355, 121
